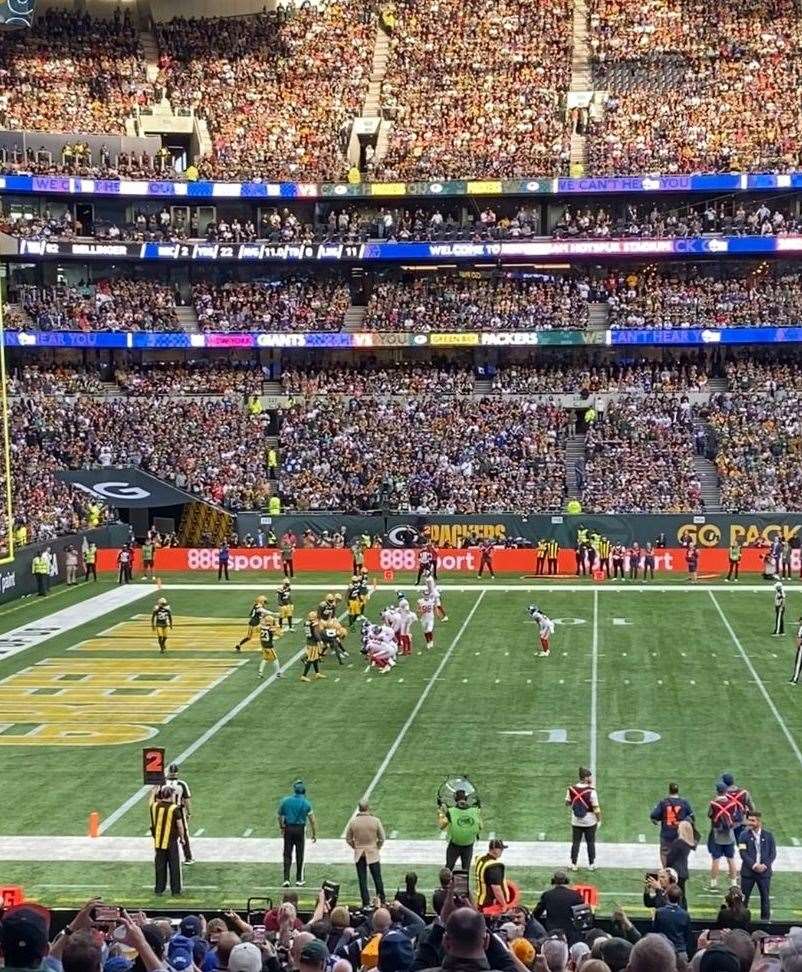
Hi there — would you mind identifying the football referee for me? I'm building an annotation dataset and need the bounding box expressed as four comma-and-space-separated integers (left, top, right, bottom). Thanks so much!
790, 616, 802, 684
773, 582, 786, 636
150, 786, 184, 896
278, 779, 317, 887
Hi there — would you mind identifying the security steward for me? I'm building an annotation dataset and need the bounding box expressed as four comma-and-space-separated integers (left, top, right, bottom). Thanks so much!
150, 785, 184, 895
547, 538, 559, 576
727, 541, 742, 582
32, 551, 48, 596
438, 789, 482, 870
278, 779, 317, 887
475, 839, 519, 914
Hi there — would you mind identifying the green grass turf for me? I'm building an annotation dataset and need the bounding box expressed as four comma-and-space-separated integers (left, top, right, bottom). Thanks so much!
2, 574, 802, 913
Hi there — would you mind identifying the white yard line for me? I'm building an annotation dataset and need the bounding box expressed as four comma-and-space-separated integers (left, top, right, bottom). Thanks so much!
709, 591, 802, 770
6, 834, 802, 872
100, 612, 347, 835
342, 591, 487, 836
590, 589, 599, 779
161, 582, 790, 593
0, 586, 154, 662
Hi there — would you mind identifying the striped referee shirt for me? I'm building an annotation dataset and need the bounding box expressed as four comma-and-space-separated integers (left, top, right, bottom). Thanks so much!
150, 799, 179, 849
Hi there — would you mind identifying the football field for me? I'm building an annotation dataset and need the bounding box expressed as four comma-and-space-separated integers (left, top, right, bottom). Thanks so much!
2, 571, 802, 918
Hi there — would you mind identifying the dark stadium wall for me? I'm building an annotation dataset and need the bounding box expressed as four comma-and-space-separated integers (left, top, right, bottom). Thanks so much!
263, 513, 802, 550
0, 525, 129, 606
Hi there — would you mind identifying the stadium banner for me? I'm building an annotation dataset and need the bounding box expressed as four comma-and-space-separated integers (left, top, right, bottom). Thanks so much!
15, 235, 802, 264
96, 545, 771, 575
5, 171, 802, 202
56, 467, 197, 507
3, 329, 608, 350
0, 526, 127, 606
272, 512, 802, 550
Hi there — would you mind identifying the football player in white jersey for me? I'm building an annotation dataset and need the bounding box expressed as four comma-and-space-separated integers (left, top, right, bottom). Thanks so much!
529, 604, 555, 657
424, 569, 448, 622
396, 601, 416, 655
417, 589, 437, 648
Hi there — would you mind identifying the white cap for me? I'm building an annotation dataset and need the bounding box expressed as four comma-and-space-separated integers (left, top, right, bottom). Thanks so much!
229, 943, 263, 972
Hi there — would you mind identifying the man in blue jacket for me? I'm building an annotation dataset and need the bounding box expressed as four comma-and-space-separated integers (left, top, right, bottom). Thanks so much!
650, 782, 694, 864
739, 811, 776, 920
652, 886, 691, 960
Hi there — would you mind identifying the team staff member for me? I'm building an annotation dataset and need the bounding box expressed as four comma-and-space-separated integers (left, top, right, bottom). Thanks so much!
142, 539, 155, 581
281, 536, 295, 578
773, 582, 786, 635
151, 597, 173, 654
278, 779, 317, 887
163, 762, 194, 864
650, 783, 694, 865
643, 542, 656, 580
277, 582, 294, 630
150, 785, 184, 895
566, 767, 601, 870
477, 539, 495, 579
738, 812, 776, 921
218, 543, 230, 581
83, 542, 97, 582
547, 539, 559, 576
789, 615, 802, 684
612, 543, 625, 579
345, 800, 386, 907
727, 542, 742, 582
475, 839, 510, 913
438, 789, 482, 870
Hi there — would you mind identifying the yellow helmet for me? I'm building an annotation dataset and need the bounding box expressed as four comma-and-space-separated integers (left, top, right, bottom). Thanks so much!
334, 593, 342, 603
307, 611, 317, 621
158, 597, 167, 606
256, 595, 267, 605
352, 574, 359, 582
326, 593, 336, 603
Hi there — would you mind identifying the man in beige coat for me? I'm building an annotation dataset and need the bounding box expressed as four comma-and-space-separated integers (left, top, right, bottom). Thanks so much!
345, 800, 387, 906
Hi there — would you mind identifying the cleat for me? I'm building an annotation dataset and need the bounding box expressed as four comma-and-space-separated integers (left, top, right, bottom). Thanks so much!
588, 863, 597, 871
538, 651, 550, 657
234, 645, 241, 652
296, 880, 305, 887
314, 672, 327, 679
257, 672, 263, 679
184, 859, 194, 866
569, 863, 578, 871
276, 672, 282, 678
300, 676, 311, 682
282, 880, 290, 887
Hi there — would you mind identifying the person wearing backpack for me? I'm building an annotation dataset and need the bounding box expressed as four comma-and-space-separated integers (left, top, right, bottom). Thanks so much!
565, 767, 601, 871
438, 789, 482, 870
707, 782, 738, 890
721, 773, 754, 841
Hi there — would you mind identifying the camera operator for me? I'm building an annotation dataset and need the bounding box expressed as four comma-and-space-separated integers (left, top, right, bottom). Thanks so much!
531, 871, 585, 944
438, 789, 482, 870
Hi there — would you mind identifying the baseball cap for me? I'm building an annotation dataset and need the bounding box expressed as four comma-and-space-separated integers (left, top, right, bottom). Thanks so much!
299, 939, 329, 966
293, 779, 306, 794
104, 958, 133, 972
0, 906, 51, 966
180, 916, 203, 938
511, 939, 535, 967
489, 838, 508, 850
167, 935, 195, 971
378, 930, 414, 972
721, 773, 734, 787
229, 942, 263, 972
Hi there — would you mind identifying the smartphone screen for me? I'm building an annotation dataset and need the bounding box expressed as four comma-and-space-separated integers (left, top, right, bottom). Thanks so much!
92, 906, 121, 924
762, 937, 788, 957
252, 926, 266, 945
452, 869, 469, 897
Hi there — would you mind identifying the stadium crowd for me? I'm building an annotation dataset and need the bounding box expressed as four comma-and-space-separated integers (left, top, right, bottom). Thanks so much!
6, 878, 802, 972
192, 279, 350, 333
281, 362, 474, 396
278, 397, 568, 512
491, 359, 710, 395
363, 275, 593, 332
15, 282, 181, 332
723, 351, 802, 393
583, 397, 702, 512
11, 395, 269, 541
377, 0, 571, 180
552, 200, 802, 239
587, 0, 802, 174
705, 394, 802, 513
0, 9, 150, 135
8, 364, 105, 397
154, 5, 373, 183
605, 269, 802, 330
115, 361, 264, 397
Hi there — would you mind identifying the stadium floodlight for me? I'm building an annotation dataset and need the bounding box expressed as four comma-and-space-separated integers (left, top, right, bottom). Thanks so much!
0, 291, 15, 563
